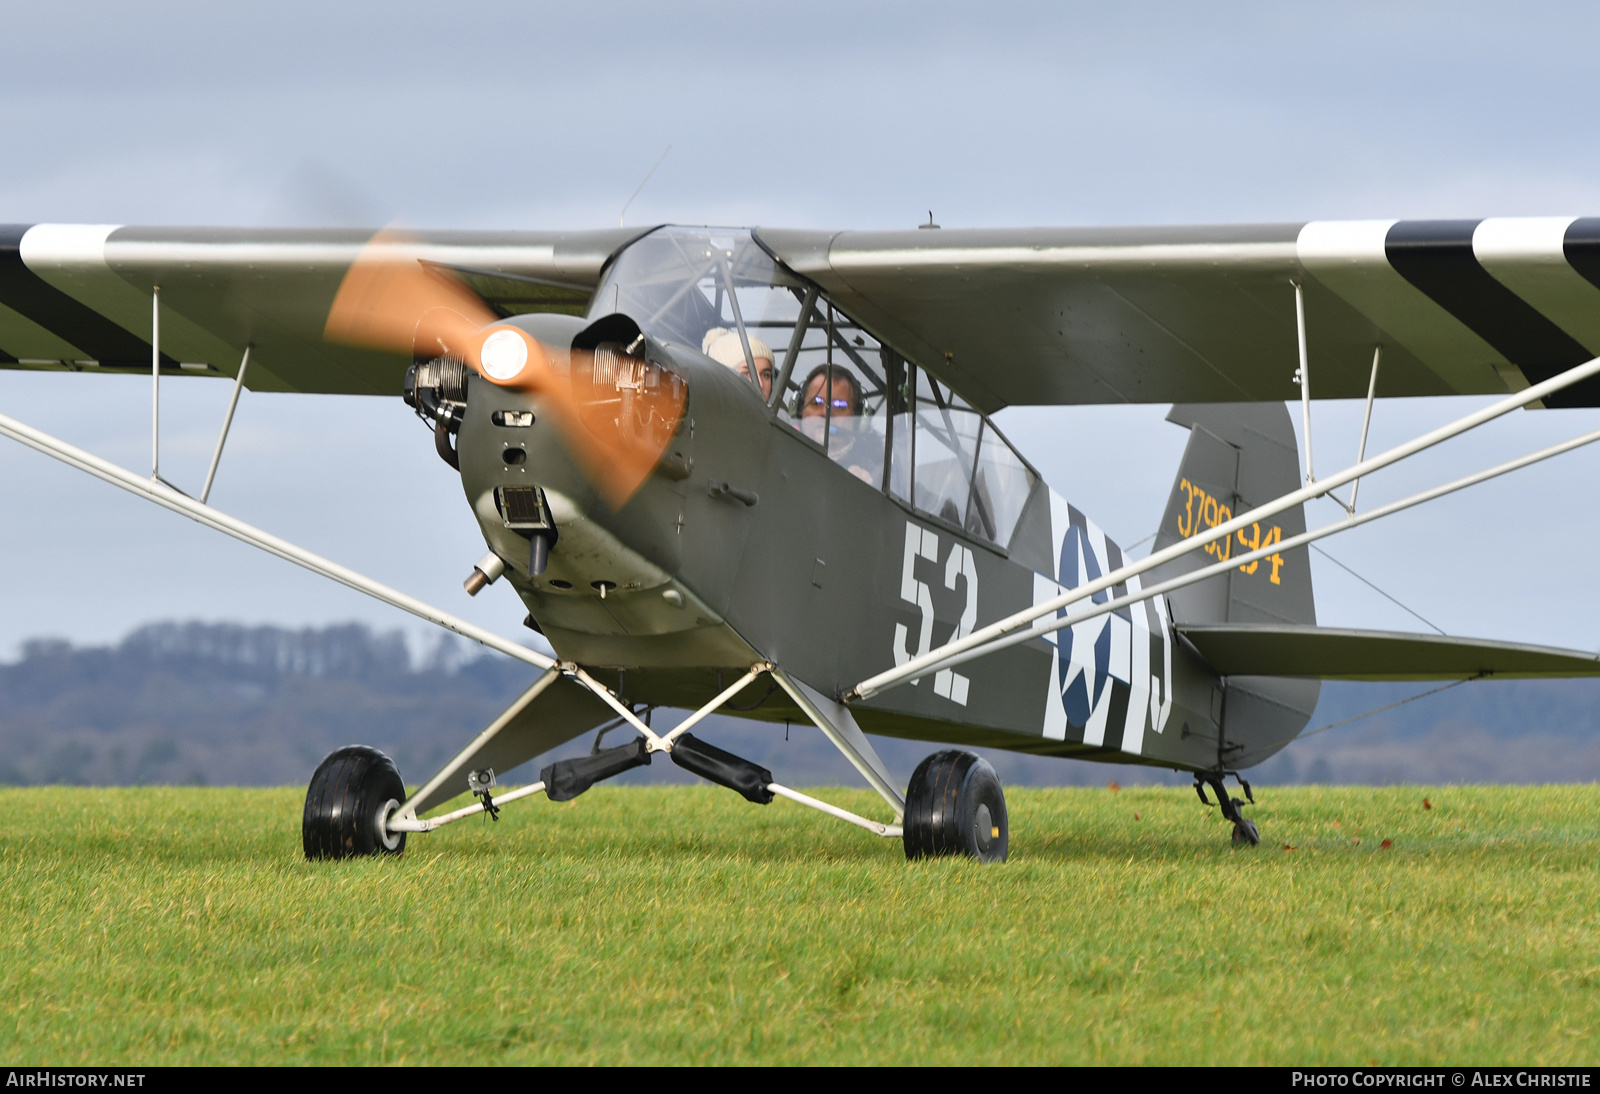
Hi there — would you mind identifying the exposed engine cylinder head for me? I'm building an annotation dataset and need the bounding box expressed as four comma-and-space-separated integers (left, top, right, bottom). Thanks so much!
404, 356, 471, 423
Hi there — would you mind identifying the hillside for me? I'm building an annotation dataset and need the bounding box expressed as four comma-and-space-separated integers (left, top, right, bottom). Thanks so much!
1, 622, 1596, 790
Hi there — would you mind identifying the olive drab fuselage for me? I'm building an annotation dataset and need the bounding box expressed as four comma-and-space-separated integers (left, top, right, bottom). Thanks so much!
452, 309, 1306, 778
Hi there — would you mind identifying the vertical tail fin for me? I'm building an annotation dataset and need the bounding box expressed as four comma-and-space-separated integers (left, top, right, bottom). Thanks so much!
1150, 401, 1320, 767
1151, 401, 1316, 627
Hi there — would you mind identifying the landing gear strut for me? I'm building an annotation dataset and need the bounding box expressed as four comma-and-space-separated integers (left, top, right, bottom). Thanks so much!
1196, 773, 1259, 846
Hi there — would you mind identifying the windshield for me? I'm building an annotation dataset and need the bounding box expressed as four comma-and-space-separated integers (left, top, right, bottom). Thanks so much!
590, 226, 804, 371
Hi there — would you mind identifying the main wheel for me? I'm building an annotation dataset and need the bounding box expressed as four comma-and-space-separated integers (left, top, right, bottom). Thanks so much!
303, 745, 407, 860
903, 750, 1008, 863
1231, 817, 1261, 846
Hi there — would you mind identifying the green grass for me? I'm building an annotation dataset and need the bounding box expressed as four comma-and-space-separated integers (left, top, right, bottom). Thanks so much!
2, 783, 1599, 1065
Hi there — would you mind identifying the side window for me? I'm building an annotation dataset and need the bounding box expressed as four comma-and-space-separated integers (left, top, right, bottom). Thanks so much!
722, 266, 1037, 548
892, 363, 1038, 548
968, 423, 1036, 546
911, 370, 981, 528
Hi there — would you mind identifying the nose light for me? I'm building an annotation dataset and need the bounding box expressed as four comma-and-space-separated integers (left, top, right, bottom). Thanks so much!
480, 328, 529, 381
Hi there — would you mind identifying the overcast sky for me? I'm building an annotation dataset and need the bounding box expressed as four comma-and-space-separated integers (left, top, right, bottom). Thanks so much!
4, 0, 1600, 661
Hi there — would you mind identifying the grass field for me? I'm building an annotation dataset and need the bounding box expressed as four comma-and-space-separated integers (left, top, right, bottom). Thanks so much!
2, 783, 1599, 1065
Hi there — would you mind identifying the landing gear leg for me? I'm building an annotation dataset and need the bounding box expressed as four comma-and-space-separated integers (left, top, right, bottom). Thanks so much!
1196, 773, 1259, 846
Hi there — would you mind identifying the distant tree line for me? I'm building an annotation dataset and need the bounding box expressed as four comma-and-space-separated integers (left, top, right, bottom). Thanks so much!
2, 622, 1597, 790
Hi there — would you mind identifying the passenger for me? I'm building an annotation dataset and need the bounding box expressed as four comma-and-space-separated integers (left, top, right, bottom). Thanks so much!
797, 364, 878, 484
702, 328, 775, 400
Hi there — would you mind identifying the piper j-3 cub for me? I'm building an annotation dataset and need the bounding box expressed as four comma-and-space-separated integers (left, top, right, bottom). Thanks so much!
5, 218, 1600, 859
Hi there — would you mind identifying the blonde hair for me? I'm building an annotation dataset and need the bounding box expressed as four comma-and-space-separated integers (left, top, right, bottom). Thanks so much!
702, 329, 772, 371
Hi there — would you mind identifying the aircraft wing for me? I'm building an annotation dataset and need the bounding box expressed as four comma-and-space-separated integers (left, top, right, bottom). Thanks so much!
10, 218, 1600, 412
0, 224, 648, 394
756, 218, 1600, 413
1177, 623, 1600, 681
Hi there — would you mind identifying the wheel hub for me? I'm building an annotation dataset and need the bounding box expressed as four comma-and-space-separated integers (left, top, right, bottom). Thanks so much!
974, 803, 994, 852
377, 798, 404, 852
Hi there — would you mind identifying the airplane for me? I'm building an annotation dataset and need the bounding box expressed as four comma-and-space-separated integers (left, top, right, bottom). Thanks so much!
4, 217, 1600, 861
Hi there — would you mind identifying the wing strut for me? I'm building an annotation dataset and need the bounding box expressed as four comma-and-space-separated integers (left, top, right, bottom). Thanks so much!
0, 407, 557, 672
200, 343, 251, 504
0, 402, 908, 837
1347, 346, 1382, 512
151, 287, 159, 482
1295, 279, 1383, 514
846, 348, 1600, 702
1294, 280, 1313, 484
864, 420, 1600, 689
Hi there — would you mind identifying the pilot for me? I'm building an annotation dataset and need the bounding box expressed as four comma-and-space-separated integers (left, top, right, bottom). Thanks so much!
798, 363, 862, 421
702, 328, 775, 400
797, 364, 879, 484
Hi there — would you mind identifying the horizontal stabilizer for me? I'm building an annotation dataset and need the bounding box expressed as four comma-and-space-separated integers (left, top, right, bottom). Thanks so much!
1177, 623, 1600, 681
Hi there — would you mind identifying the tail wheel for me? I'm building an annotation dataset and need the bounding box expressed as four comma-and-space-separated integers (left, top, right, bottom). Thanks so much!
903, 750, 1008, 863
303, 745, 407, 860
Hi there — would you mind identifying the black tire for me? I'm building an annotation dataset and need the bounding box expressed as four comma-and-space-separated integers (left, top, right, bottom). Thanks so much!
303, 745, 407, 860
903, 750, 1008, 863
1231, 817, 1261, 846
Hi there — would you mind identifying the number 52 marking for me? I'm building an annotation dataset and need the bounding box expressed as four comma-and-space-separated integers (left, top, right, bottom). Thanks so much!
893, 520, 977, 706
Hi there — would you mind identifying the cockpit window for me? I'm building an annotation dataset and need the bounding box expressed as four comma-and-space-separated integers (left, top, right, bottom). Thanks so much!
590, 227, 801, 400
595, 227, 1037, 548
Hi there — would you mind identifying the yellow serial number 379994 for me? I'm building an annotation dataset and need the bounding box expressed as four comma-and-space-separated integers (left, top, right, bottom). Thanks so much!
1175, 479, 1286, 585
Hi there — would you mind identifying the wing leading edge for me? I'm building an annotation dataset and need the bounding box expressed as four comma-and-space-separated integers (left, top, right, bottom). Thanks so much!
0, 224, 649, 394
7, 218, 1600, 410
756, 218, 1600, 413
1178, 623, 1600, 681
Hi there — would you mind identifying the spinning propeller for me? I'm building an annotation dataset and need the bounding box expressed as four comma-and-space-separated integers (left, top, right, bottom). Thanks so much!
324, 230, 687, 507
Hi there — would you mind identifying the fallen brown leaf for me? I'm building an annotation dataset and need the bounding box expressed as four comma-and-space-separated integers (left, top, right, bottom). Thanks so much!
1108, 781, 1121, 793
1423, 798, 1432, 810
1381, 839, 1393, 850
